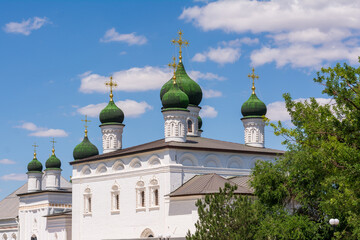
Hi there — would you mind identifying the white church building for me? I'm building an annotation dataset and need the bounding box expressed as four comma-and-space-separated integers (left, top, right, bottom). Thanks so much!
0, 32, 283, 240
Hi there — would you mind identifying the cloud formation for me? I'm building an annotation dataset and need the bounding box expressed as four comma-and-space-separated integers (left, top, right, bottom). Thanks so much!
100, 28, 147, 45
200, 105, 218, 118
1, 173, 27, 181
181, 0, 360, 68
0, 159, 16, 165
266, 98, 336, 122
16, 122, 68, 137
203, 89, 222, 98
77, 99, 153, 118
79, 67, 225, 93
3, 17, 49, 35
192, 47, 240, 65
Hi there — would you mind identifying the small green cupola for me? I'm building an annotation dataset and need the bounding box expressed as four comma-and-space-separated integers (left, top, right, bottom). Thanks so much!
27, 152, 43, 173
161, 76, 189, 111
45, 140, 61, 170
241, 68, 267, 118
99, 76, 125, 126
73, 116, 99, 160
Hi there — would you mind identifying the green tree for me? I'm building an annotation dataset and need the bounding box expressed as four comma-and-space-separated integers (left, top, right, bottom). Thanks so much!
186, 183, 260, 240
252, 58, 360, 239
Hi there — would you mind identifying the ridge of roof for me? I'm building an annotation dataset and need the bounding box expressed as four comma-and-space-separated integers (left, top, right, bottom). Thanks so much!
70, 137, 284, 165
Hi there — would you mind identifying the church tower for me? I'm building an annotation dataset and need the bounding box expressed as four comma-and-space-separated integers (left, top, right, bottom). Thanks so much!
241, 68, 267, 148
44, 139, 62, 190
27, 144, 43, 192
160, 31, 203, 137
161, 57, 190, 142
99, 76, 125, 153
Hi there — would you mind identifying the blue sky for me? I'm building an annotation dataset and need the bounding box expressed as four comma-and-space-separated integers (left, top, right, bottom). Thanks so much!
1, 0, 359, 200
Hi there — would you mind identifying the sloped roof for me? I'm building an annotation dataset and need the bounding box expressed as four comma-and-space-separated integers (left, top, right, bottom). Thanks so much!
169, 173, 253, 197
228, 176, 254, 192
70, 137, 284, 165
0, 175, 71, 220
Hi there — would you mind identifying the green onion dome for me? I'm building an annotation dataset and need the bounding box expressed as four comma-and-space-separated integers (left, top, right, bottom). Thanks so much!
45, 149, 61, 170
160, 62, 202, 106
27, 153, 43, 173
198, 116, 203, 130
241, 93, 267, 118
99, 100, 124, 125
161, 81, 189, 110
73, 136, 99, 160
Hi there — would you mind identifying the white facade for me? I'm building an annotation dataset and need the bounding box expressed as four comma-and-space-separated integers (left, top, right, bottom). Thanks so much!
186, 106, 201, 137
242, 117, 265, 148
45, 170, 61, 190
101, 124, 125, 153
71, 147, 275, 239
18, 191, 72, 240
27, 172, 43, 192
163, 110, 189, 143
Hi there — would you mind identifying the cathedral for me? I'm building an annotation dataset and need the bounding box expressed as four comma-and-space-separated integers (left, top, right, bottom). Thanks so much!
0, 31, 283, 240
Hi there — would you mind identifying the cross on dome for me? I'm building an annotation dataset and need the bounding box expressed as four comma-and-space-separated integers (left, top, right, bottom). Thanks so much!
50, 138, 56, 155
168, 56, 177, 84
32, 142, 39, 159
171, 30, 189, 63
105, 76, 118, 101
248, 67, 259, 94
81, 115, 91, 137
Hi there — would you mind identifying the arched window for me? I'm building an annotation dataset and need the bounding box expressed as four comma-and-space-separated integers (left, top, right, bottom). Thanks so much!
2, 234, 7, 240
111, 184, 120, 213
187, 119, 193, 133
11, 233, 16, 240
30, 235, 37, 240
149, 179, 160, 209
84, 188, 92, 214
136, 181, 146, 210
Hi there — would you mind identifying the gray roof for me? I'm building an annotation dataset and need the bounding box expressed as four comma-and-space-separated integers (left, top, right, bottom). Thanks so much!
70, 137, 284, 165
0, 175, 71, 220
228, 176, 254, 192
169, 173, 253, 197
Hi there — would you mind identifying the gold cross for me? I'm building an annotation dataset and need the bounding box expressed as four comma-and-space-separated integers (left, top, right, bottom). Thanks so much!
32, 142, 39, 159
171, 30, 189, 63
50, 138, 56, 155
168, 56, 177, 84
248, 67, 259, 94
81, 115, 91, 137
105, 76, 118, 101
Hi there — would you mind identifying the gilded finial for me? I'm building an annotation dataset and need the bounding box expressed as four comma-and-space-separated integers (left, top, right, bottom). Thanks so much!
50, 138, 56, 155
168, 56, 177, 84
248, 67, 259, 94
32, 143, 39, 159
105, 76, 118, 101
81, 115, 91, 137
171, 30, 189, 63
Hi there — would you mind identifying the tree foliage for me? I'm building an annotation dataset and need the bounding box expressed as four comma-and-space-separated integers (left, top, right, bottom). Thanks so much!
188, 58, 360, 239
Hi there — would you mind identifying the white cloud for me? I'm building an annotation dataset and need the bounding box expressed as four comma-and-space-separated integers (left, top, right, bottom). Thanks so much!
100, 28, 147, 45
3, 17, 49, 35
223, 37, 259, 47
193, 47, 240, 65
79, 66, 171, 93
1, 173, 27, 181
79, 67, 225, 93
16, 122, 68, 137
77, 99, 153, 118
189, 71, 226, 81
200, 105, 218, 118
251, 43, 360, 68
266, 98, 336, 121
0, 159, 16, 165
181, 1, 360, 69
203, 89, 222, 98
